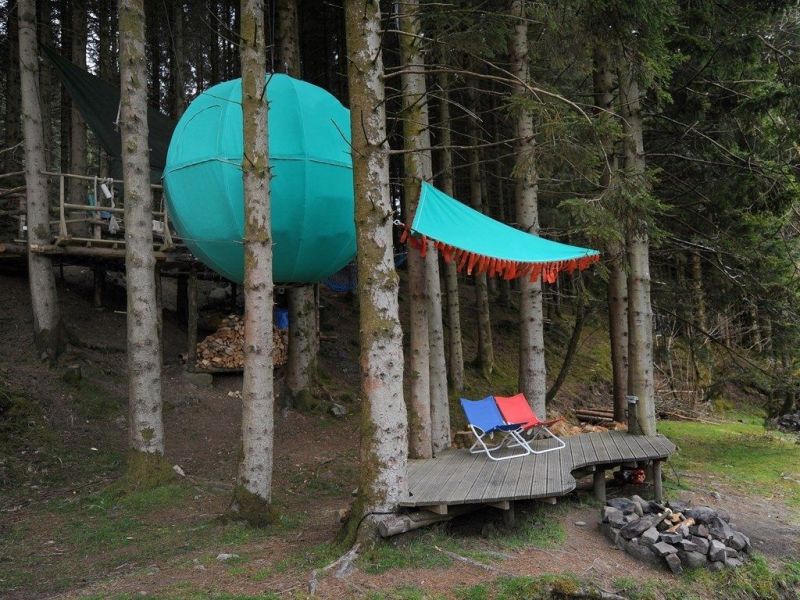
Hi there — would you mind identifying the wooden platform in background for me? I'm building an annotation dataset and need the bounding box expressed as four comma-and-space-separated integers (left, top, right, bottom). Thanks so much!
400, 431, 675, 508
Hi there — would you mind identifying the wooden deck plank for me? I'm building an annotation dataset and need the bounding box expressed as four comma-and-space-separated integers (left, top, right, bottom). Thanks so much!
399, 432, 676, 507
449, 453, 496, 504
517, 447, 539, 497
481, 456, 515, 501
407, 451, 459, 501
497, 451, 526, 500
415, 450, 476, 504
418, 451, 479, 505
467, 456, 504, 503
587, 433, 607, 465
603, 431, 628, 462
434, 452, 482, 505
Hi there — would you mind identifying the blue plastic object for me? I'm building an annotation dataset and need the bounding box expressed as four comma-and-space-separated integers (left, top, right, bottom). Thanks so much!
163, 74, 356, 284
460, 397, 517, 434
274, 307, 289, 330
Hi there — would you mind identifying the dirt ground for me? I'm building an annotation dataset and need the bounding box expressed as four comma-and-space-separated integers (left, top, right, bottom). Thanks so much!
0, 267, 798, 599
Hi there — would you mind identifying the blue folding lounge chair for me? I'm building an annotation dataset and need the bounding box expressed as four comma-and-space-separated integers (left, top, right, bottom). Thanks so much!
460, 397, 530, 461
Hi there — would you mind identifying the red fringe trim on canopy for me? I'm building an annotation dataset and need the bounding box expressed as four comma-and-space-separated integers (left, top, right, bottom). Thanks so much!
399, 224, 600, 284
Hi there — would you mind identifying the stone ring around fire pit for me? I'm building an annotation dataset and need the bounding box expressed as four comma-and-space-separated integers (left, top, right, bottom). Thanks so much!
600, 495, 751, 574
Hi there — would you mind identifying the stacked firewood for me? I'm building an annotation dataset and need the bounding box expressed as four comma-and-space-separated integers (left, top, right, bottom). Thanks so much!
196, 314, 288, 369
575, 407, 616, 426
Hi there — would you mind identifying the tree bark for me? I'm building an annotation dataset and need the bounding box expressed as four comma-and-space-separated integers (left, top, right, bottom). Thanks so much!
466, 81, 494, 378
343, 0, 408, 539
619, 56, 656, 436
398, 0, 449, 455
276, 0, 300, 77
278, 0, 318, 400
690, 251, 706, 333
70, 0, 87, 202
19, 0, 65, 362
229, 0, 276, 525
4, 6, 21, 174
509, 0, 545, 417
593, 43, 628, 422
287, 285, 317, 398
437, 72, 464, 393
170, 2, 186, 117
119, 0, 169, 482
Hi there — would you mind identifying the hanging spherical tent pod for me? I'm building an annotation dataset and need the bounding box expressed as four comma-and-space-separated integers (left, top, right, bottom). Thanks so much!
163, 74, 356, 284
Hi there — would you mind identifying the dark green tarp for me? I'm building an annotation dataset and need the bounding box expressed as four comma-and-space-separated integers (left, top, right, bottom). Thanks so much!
42, 46, 176, 182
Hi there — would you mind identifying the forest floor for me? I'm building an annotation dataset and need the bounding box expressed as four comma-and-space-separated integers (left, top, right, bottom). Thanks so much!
0, 266, 798, 600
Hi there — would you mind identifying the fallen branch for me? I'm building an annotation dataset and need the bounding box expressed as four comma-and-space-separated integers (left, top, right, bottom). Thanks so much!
660, 411, 720, 424
308, 543, 360, 596
433, 545, 511, 575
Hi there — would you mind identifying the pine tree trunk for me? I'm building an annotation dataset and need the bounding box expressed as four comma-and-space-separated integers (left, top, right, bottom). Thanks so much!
397, 8, 430, 459
287, 285, 317, 398
4, 7, 21, 174
467, 82, 494, 377
619, 57, 656, 436
398, 0, 449, 457
344, 0, 408, 536
70, 0, 87, 207
19, 0, 64, 362
170, 2, 186, 117
277, 0, 318, 400
229, 0, 276, 525
146, 2, 161, 110
276, 0, 300, 77
509, 0, 546, 415
119, 0, 170, 482
690, 251, 706, 332
593, 43, 628, 422
437, 72, 464, 393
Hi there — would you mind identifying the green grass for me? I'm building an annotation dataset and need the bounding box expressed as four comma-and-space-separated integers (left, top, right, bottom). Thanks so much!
0, 482, 308, 596
357, 531, 454, 574
658, 411, 800, 510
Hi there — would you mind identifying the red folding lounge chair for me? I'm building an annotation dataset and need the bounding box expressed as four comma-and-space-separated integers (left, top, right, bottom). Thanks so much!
494, 393, 565, 454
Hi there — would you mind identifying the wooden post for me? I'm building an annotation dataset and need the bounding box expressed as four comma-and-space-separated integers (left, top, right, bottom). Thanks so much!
593, 468, 606, 503
653, 460, 663, 503
93, 263, 104, 308
155, 263, 163, 358
503, 502, 516, 527
176, 275, 188, 322
187, 267, 198, 369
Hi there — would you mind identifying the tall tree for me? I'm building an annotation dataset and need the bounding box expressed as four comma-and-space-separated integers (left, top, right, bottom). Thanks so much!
618, 53, 656, 435
18, 0, 64, 361
344, 0, 408, 539
593, 43, 628, 422
278, 0, 319, 402
509, 0, 546, 417
437, 72, 464, 393
229, 0, 276, 525
119, 0, 170, 483
70, 0, 87, 201
4, 6, 21, 173
170, 2, 186, 118
467, 80, 494, 377
398, 0, 430, 458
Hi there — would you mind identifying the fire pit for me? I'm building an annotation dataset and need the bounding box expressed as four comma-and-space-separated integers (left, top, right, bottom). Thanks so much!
600, 495, 751, 574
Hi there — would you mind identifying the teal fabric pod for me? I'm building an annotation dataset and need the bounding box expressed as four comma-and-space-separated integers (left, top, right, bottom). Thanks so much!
163, 74, 355, 283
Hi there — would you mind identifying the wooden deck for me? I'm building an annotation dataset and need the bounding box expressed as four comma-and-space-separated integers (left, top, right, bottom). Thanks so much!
400, 431, 675, 508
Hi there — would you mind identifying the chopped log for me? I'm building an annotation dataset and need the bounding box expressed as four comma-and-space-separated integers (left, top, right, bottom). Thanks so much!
195, 313, 287, 369
377, 505, 478, 537
575, 408, 615, 418
666, 517, 694, 533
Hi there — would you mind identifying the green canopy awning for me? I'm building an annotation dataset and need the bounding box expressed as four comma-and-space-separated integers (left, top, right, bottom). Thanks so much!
42, 45, 176, 182
406, 183, 599, 283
